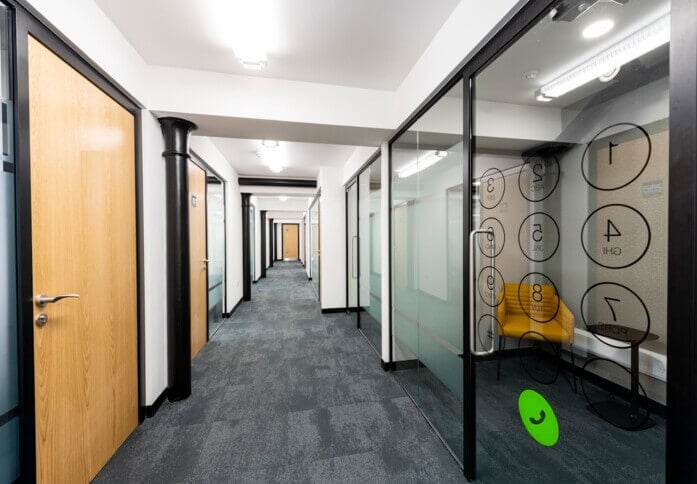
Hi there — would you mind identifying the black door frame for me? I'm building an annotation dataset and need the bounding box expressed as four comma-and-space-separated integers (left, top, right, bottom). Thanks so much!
190, 150, 228, 339
386, 0, 697, 480
10, 0, 146, 479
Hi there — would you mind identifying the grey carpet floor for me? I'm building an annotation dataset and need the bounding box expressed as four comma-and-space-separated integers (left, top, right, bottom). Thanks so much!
94, 262, 464, 483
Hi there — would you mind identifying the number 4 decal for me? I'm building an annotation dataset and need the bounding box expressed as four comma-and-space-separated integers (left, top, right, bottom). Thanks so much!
604, 219, 621, 242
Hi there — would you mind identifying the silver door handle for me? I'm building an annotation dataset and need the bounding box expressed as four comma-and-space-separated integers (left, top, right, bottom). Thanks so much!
35, 293, 80, 308
469, 228, 496, 356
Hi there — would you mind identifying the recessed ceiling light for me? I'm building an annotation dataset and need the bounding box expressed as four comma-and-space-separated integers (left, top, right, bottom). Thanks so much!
268, 164, 283, 173
279, 196, 288, 202
435, 151, 448, 158
262, 140, 279, 148
240, 60, 267, 70
582, 19, 615, 39
536, 94, 553, 102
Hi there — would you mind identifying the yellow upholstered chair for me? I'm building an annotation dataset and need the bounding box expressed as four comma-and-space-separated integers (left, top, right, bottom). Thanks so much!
496, 282, 575, 387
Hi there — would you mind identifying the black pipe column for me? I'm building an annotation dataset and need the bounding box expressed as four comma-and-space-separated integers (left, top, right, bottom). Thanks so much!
260, 210, 267, 278
269, 218, 274, 267
242, 193, 252, 301
159, 117, 197, 402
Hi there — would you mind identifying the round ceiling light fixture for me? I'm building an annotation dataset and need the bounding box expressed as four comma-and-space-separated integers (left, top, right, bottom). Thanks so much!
582, 19, 615, 39
262, 139, 279, 148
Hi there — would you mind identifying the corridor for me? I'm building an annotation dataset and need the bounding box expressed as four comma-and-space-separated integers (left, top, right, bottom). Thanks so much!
95, 262, 464, 482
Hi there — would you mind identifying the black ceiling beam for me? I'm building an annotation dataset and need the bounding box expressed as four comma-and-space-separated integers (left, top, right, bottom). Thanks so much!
238, 177, 317, 188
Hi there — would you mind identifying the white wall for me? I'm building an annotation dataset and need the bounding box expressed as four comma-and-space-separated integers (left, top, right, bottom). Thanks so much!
318, 166, 346, 309
140, 111, 168, 405
190, 136, 244, 309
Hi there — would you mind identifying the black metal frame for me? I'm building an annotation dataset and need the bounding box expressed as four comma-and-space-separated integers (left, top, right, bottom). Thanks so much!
191, 149, 228, 317
241, 193, 251, 301
386, 0, 697, 480
309, 191, 321, 300
10, 0, 146, 479
260, 210, 267, 277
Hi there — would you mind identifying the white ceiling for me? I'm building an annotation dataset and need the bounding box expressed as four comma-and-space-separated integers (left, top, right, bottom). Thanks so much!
207, 137, 366, 178
94, 0, 459, 90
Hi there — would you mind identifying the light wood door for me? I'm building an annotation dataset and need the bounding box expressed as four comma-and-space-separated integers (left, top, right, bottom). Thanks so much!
188, 161, 207, 358
29, 36, 137, 483
283, 224, 299, 260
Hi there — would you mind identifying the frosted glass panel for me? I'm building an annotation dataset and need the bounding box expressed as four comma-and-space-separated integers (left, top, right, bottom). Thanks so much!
358, 160, 381, 352
391, 80, 464, 463
0, 418, 19, 483
0, 174, 17, 415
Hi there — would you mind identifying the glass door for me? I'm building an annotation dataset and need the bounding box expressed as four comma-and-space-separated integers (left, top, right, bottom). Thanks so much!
310, 196, 320, 299
357, 160, 382, 352
346, 182, 358, 326
469, 0, 669, 480
249, 204, 255, 282
206, 175, 225, 337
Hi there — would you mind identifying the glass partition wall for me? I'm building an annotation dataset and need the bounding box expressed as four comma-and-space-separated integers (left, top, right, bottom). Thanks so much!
345, 156, 382, 354
309, 195, 320, 299
206, 175, 225, 337
465, 0, 671, 480
0, 3, 17, 479
391, 80, 465, 463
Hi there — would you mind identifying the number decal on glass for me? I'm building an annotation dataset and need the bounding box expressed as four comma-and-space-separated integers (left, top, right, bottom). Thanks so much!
604, 296, 620, 321
582, 123, 651, 191
518, 154, 560, 202
604, 219, 621, 242
518, 212, 559, 262
478, 217, 505, 257
478, 266, 505, 307
517, 273, 560, 324
581, 283, 650, 349
479, 168, 505, 209
581, 204, 651, 269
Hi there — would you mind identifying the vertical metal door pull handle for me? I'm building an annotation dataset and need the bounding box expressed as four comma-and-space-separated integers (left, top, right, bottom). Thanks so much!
469, 228, 496, 356
35, 293, 80, 308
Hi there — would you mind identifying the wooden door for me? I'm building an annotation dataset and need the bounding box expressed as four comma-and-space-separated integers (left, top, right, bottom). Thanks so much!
283, 224, 299, 260
188, 161, 207, 358
29, 36, 138, 482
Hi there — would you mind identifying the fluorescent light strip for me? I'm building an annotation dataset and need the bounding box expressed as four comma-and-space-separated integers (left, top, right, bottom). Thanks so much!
398, 151, 445, 178
541, 13, 669, 99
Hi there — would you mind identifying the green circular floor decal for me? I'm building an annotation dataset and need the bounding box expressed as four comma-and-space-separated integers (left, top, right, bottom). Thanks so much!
518, 389, 559, 447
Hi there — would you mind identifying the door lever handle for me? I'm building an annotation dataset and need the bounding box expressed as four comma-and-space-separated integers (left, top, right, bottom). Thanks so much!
35, 293, 80, 308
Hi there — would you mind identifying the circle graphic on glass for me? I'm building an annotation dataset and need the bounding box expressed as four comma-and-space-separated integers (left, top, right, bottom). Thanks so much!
518, 212, 560, 262
477, 314, 504, 353
580, 282, 650, 349
479, 167, 505, 209
518, 155, 560, 202
581, 123, 651, 191
517, 273, 560, 324
478, 266, 505, 307
517, 331, 561, 385
581, 357, 650, 430
581, 204, 651, 269
478, 217, 505, 258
